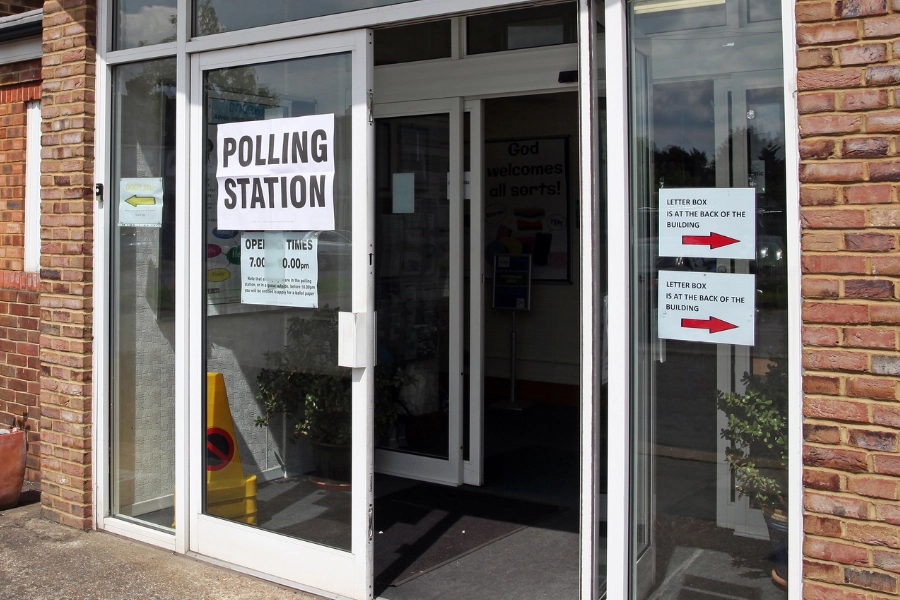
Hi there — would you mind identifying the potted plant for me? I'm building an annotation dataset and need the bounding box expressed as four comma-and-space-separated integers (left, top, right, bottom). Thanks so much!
256, 309, 413, 483
717, 351, 788, 586
0, 414, 27, 510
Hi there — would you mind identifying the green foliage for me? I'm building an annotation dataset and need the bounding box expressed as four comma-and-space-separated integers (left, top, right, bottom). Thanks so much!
717, 351, 789, 512
255, 308, 414, 445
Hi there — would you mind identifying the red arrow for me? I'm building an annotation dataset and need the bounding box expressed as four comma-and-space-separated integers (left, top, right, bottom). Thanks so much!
681, 317, 737, 333
682, 232, 740, 249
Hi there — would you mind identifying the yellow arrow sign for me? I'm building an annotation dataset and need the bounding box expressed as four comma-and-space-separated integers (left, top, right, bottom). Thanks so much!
125, 195, 157, 207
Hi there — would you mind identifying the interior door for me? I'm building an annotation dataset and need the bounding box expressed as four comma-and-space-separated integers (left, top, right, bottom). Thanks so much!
372, 98, 469, 486
189, 31, 376, 600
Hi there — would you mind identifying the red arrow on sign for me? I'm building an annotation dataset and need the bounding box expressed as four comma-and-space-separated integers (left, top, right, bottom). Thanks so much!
682, 232, 740, 249
681, 317, 738, 333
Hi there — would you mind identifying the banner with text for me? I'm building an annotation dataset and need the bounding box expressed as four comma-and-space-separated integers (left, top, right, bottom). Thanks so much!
484, 138, 569, 282
217, 114, 335, 231
241, 231, 319, 308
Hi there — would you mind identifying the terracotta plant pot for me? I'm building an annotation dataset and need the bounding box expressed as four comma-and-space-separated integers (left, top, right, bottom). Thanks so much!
0, 429, 26, 510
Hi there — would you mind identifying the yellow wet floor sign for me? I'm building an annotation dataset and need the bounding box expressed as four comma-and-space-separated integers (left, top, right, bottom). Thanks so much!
206, 372, 258, 525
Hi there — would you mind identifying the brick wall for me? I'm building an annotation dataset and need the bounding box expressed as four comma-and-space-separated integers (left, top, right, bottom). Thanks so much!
798, 0, 900, 596
39, 0, 95, 529
0, 69, 41, 481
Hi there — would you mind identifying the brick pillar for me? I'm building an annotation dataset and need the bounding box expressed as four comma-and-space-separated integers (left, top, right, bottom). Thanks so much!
798, 0, 900, 596
0, 72, 42, 482
39, 0, 95, 529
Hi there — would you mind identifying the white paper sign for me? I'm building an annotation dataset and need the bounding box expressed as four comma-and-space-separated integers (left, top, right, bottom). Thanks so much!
217, 114, 335, 231
118, 178, 163, 227
658, 188, 756, 260
658, 270, 755, 346
241, 231, 319, 308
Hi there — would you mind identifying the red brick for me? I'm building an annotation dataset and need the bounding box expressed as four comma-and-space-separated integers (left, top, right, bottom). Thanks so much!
799, 69, 863, 91
804, 325, 841, 345
874, 454, 900, 476
805, 374, 842, 394
799, 22, 862, 45
804, 444, 869, 471
805, 514, 845, 537
874, 405, 900, 427
806, 423, 843, 444
840, 43, 887, 65
804, 536, 870, 564
844, 279, 894, 298
803, 208, 867, 228
798, 1, 836, 21
804, 582, 867, 600
800, 91, 837, 112
842, 89, 890, 111
801, 114, 863, 135
803, 255, 868, 274
842, 0, 888, 17
842, 136, 889, 157
804, 277, 841, 298
850, 476, 900, 499
805, 396, 870, 420
849, 427, 899, 449
803, 139, 838, 159
845, 232, 895, 251
803, 186, 840, 206
846, 568, 897, 593
871, 304, 900, 324
806, 559, 843, 584
865, 15, 900, 37
805, 302, 870, 323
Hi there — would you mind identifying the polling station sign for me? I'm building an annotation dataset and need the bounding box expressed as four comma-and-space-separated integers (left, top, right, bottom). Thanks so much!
216, 114, 335, 231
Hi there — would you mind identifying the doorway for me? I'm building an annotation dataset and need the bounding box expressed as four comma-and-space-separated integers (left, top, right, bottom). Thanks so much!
372, 90, 583, 599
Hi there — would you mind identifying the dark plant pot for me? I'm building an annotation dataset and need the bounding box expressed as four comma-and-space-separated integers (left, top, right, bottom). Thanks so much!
762, 508, 788, 586
0, 430, 26, 510
311, 441, 351, 483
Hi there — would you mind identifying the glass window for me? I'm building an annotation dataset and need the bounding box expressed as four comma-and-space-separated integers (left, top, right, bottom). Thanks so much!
466, 4, 577, 55
374, 21, 452, 66
195, 0, 416, 37
374, 114, 451, 459
202, 53, 354, 550
114, 0, 177, 50
110, 58, 177, 529
628, 0, 789, 596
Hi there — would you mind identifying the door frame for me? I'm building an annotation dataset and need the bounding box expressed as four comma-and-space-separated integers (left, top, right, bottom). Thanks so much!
372, 97, 467, 487
186, 30, 375, 600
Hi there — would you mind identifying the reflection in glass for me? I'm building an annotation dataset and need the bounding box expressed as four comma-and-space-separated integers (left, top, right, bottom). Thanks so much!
202, 53, 353, 550
375, 21, 452, 66
467, 4, 577, 55
628, 0, 789, 596
115, 0, 177, 50
375, 114, 451, 459
195, 0, 416, 36
111, 58, 177, 529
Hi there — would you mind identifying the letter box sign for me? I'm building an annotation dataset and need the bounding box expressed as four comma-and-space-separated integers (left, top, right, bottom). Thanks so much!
216, 114, 335, 231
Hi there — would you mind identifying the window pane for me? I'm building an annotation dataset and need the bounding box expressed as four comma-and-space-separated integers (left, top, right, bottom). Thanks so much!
628, 0, 789, 595
195, 0, 416, 37
111, 58, 177, 530
114, 0, 177, 50
374, 21, 452, 66
202, 53, 353, 550
375, 114, 451, 459
466, 4, 577, 55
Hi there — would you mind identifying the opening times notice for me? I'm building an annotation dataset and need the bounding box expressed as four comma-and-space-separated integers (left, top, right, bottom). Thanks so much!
241, 231, 319, 308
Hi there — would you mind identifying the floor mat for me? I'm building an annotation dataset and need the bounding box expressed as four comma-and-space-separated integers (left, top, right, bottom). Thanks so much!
374, 483, 562, 586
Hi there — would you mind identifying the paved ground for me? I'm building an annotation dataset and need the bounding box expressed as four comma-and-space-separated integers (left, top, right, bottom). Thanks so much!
0, 483, 327, 600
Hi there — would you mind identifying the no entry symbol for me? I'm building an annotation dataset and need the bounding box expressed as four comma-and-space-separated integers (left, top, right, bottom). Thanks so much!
206, 427, 235, 472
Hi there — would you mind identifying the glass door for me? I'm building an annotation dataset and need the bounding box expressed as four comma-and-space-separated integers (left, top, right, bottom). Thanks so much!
372, 99, 467, 486
189, 31, 375, 599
